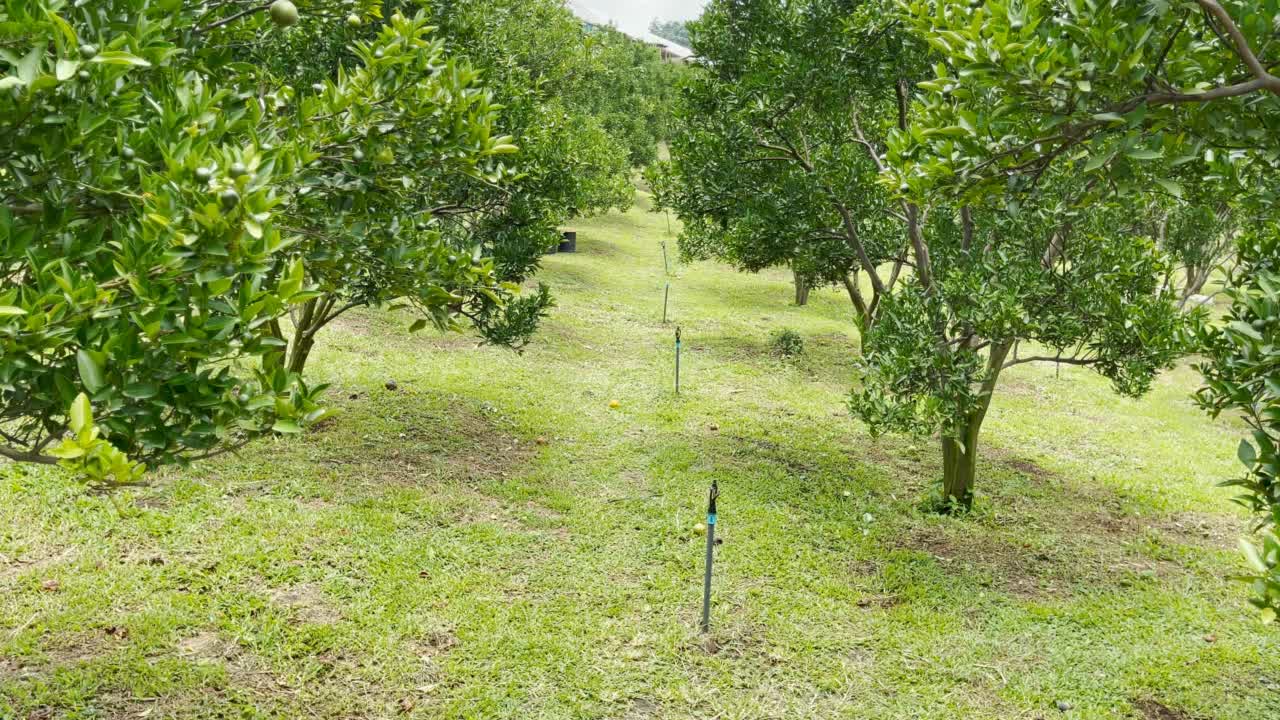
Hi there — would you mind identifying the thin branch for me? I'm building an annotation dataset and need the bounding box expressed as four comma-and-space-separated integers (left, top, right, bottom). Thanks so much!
1002, 355, 1098, 371
195, 2, 272, 35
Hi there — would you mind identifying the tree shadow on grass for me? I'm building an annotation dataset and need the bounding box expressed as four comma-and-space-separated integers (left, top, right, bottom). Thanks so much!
688, 422, 1238, 605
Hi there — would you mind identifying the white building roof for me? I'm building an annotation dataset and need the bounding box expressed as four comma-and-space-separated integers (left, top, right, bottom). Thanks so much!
564, 1, 612, 28
565, 1, 695, 60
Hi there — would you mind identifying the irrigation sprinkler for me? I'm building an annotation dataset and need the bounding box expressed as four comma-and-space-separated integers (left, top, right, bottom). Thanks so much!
663, 283, 670, 324
674, 326, 682, 395
700, 479, 719, 634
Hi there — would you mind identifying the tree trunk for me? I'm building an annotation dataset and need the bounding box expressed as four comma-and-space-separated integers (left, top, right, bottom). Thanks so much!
940, 418, 982, 511
936, 340, 1013, 512
287, 333, 316, 375
793, 271, 811, 306
281, 295, 347, 377
1181, 264, 1210, 305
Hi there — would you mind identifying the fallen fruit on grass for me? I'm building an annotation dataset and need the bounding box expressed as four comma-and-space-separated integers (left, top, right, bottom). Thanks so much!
841, 490, 852, 498
609, 399, 620, 408
693, 523, 707, 535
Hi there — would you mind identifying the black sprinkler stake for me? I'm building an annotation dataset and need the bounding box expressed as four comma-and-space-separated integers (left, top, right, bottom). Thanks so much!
675, 326, 682, 395
701, 479, 719, 634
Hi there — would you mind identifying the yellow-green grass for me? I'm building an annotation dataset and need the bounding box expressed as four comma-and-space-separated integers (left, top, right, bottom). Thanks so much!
2, 192, 1277, 719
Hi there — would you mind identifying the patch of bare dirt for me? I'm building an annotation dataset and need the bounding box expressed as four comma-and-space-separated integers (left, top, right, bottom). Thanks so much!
0, 547, 77, 585
177, 631, 237, 662
623, 698, 660, 719
1134, 698, 1196, 720
413, 629, 459, 660
1154, 511, 1241, 550
269, 583, 341, 624
897, 526, 1177, 599
725, 435, 820, 475
316, 393, 538, 485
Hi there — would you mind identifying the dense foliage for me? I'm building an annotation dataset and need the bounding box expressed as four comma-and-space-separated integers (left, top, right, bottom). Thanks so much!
1196, 230, 1280, 622
656, 0, 1190, 511
897, 0, 1280, 612
0, 1, 527, 484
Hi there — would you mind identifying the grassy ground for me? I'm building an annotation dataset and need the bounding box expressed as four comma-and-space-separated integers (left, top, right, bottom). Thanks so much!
3, 193, 1278, 719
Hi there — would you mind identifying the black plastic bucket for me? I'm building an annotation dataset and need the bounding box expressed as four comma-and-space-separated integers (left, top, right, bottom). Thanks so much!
558, 231, 577, 253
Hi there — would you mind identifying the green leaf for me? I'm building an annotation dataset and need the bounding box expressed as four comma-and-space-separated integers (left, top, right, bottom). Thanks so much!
1241, 538, 1268, 573
1125, 147, 1163, 161
17, 46, 41, 85
272, 419, 303, 434
44, 10, 79, 48
55, 58, 79, 81
1238, 438, 1257, 468
47, 440, 86, 460
89, 51, 151, 68
1083, 152, 1112, 173
0, 76, 23, 90
0, 305, 26, 316
1229, 320, 1264, 341
76, 349, 105, 393
123, 383, 159, 399
1154, 178, 1183, 199
68, 393, 92, 435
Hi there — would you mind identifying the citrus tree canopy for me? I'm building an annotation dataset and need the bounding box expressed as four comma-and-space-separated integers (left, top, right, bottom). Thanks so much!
0, 1, 517, 485
657, 0, 1191, 511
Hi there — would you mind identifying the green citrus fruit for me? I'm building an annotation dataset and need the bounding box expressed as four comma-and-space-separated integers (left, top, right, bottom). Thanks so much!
269, 0, 299, 27
219, 188, 241, 210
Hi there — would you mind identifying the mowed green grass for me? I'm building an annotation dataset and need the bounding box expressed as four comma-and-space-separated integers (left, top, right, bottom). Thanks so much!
3, 193, 1278, 719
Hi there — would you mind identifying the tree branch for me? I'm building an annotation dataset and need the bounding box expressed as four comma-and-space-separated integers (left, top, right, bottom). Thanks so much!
0, 445, 59, 465
195, 2, 272, 35
1195, 0, 1280, 91
1002, 355, 1098, 371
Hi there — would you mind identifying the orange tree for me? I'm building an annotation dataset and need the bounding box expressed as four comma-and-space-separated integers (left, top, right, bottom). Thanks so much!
895, 0, 1280, 612
0, 1, 518, 486
657, 0, 1190, 511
